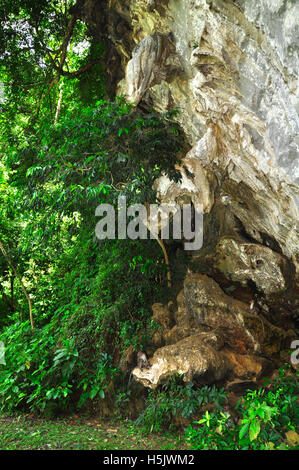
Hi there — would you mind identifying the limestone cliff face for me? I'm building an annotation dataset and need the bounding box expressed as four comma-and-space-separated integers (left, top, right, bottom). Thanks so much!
103, 0, 299, 387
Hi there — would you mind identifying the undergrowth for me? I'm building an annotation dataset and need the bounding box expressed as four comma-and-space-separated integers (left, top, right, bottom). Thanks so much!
185, 365, 299, 450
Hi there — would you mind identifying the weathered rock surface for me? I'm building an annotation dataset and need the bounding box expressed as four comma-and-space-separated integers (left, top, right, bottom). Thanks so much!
133, 274, 288, 387
103, 0, 299, 388
212, 238, 288, 295
133, 331, 231, 389
119, 32, 181, 104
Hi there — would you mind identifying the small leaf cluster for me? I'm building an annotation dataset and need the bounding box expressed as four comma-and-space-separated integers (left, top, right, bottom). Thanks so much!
185, 365, 299, 450
135, 377, 227, 433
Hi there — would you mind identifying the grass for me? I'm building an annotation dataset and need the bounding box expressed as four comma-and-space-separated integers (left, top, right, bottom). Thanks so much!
0, 413, 189, 450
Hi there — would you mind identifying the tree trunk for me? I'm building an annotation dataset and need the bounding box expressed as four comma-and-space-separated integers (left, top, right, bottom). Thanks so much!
0, 240, 34, 330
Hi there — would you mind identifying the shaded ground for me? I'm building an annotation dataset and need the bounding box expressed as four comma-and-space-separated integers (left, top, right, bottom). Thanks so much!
0, 414, 189, 450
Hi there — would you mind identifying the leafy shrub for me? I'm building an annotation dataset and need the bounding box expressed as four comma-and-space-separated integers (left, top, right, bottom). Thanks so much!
0, 235, 167, 414
0, 97, 184, 415
135, 377, 227, 433
0, 321, 117, 414
185, 365, 299, 450
1, 1, 188, 419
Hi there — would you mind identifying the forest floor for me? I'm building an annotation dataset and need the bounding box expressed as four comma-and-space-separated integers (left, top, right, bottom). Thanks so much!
0, 413, 189, 450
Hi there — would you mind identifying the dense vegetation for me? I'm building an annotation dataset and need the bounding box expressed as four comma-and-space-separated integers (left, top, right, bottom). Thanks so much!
0, 0, 184, 415
0, 0, 298, 450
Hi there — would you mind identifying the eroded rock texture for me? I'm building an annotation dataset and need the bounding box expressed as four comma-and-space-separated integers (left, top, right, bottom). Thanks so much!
133, 274, 286, 388
104, 0, 299, 387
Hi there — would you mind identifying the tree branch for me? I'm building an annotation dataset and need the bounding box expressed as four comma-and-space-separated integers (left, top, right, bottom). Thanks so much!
54, 59, 102, 77
155, 236, 172, 288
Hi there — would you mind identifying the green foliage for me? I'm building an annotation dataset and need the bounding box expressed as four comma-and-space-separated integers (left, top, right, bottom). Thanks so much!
0, 228, 167, 414
0, 321, 117, 414
0, 0, 107, 137
185, 365, 299, 450
13, 98, 183, 216
58, 236, 167, 354
135, 377, 227, 433
0, 94, 181, 414
0, 0, 187, 420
